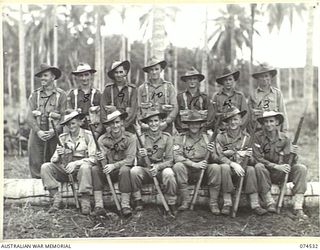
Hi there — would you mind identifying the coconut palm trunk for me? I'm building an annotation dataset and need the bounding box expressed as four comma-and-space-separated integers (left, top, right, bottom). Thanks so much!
201, 7, 208, 94
151, 7, 165, 59
19, 5, 27, 109
53, 5, 58, 67
94, 10, 102, 90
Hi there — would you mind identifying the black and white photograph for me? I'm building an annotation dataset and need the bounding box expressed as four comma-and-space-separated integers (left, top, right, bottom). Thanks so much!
2, 2, 319, 240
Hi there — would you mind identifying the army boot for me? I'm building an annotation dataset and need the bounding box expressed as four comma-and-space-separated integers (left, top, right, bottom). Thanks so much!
80, 194, 91, 215
209, 187, 220, 215
48, 188, 62, 213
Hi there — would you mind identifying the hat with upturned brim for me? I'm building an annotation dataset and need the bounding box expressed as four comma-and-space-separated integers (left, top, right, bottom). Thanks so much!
252, 63, 277, 79
102, 110, 128, 125
142, 56, 167, 73
181, 67, 205, 82
35, 63, 62, 80
72, 63, 97, 75
60, 110, 86, 126
107, 60, 131, 80
223, 107, 247, 122
216, 66, 240, 85
140, 109, 167, 124
257, 111, 284, 125
182, 110, 207, 124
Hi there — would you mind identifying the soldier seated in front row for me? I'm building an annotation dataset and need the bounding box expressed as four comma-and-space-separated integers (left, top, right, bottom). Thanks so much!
130, 109, 177, 214
173, 110, 221, 215
213, 107, 267, 216
253, 111, 308, 219
41, 110, 97, 214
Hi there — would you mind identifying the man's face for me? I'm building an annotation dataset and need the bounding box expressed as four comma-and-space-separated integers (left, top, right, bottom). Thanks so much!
148, 115, 161, 132
188, 121, 202, 134
109, 117, 123, 134
186, 76, 200, 89
222, 75, 235, 90
257, 72, 272, 88
66, 119, 81, 134
227, 114, 242, 130
40, 70, 55, 87
113, 66, 127, 83
148, 64, 162, 80
263, 117, 278, 132
76, 71, 93, 86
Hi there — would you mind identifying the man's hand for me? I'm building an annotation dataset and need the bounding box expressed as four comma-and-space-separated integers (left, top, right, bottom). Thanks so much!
207, 142, 215, 152
193, 160, 207, 170
103, 164, 116, 174
141, 123, 150, 130
44, 129, 55, 140
230, 162, 245, 176
290, 145, 299, 155
245, 148, 253, 157
65, 162, 77, 174
37, 130, 47, 141
56, 145, 65, 155
274, 164, 291, 174
159, 121, 168, 131
139, 148, 148, 157
96, 151, 104, 161
149, 164, 159, 177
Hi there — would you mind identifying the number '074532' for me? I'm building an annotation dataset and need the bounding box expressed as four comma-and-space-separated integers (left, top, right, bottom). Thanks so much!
299, 244, 318, 248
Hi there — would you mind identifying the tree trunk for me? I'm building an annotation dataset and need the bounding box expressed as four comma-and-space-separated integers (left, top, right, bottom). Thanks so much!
30, 43, 34, 92
94, 10, 102, 90
288, 68, 292, 100
53, 5, 58, 67
7, 58, 12, 107
19, 5, 27, 110
151, 7, 165, 59
127, 37, 131, 82
144, 40, 148, 82
249, 4, 256, 95
101, 35, 105, 89
174, 46, 178, 91
276, 68, 281, 91
304, 4, 314, 116
201, 7, 208, 94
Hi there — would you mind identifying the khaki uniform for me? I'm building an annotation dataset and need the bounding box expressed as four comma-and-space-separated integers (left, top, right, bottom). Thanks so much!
253, 130, 307, 198
91, 130, 136, 208
137, 79, 178, 134
248, 86, 288, 132
209, 89, 249, 131
26, 87, 67, 178
215, 129, 259, 208
41, 128, 97, 195
100, 82, 137, 133
131, 131, 177, 205
172, 132, 221, 206
175, 90, 209, 133
67, 88, 101, 128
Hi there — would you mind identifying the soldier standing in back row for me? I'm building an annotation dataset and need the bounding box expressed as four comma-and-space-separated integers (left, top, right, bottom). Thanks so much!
175, 67, 210, 133
26, 64, 67, 178
209, 67, 249, 132
100, 60, 138, 134
67, 63, 101, 129
137, 56, 178, 134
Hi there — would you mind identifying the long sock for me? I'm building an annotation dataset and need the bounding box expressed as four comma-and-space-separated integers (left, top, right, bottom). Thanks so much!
94, 191, 103, 208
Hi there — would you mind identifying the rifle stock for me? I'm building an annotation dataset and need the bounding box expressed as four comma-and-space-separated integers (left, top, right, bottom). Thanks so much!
88, 124, 122, 214
50, 120, 80, 209
276, 106, 307, 214
189, 116, 222, 210
133, 125, 173, 216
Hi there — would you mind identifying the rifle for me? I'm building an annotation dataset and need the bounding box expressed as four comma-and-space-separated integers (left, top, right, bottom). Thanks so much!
189, 115, 222, 210
88, 123, 122, 214
276, 105, 307, 214
231, 123, 257, 218
51, 120, 80, 209
133, 125, 174, 217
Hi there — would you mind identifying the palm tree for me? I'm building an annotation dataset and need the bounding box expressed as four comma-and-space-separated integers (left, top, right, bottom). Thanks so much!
19, 5, 27, 110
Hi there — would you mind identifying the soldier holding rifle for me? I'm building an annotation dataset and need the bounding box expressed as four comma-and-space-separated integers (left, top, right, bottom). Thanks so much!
131, 109, 177, 214
41, 110, 97, 214
67, 63, 101, 129
253, 111, 308, 219
26, 63, 67, 178
172, 110, 221, 215
93, 109, 136, 216
215, 107, 267, 216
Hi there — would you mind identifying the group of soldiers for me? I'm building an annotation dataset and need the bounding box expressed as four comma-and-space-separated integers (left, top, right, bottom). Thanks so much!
25, 56, 308, 220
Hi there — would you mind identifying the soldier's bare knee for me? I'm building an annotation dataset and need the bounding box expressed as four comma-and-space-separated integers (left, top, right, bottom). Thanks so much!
162, 168, 174, 178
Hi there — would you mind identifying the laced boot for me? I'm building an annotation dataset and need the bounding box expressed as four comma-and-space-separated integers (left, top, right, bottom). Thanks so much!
48, 189, 62, 213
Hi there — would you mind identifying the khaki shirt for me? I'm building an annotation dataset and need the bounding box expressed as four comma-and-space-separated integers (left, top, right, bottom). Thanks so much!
173, 132, 215, 164
51, 128, 97, 164
26, 87, 67, 133
138, 131, 173, 170
252, 130, 294, 170
216, 129, 251, 165
209, 89, 249, 129
248, 86, 288, 132
67, 88, 101, 115
97, 130, 136, 169
100, 82, 138, 129
137, 79, 178, 124
176, 90, 209, 132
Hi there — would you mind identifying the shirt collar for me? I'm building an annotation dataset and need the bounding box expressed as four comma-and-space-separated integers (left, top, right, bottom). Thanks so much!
256, 86, 275, 93
147, 78, 164, 88
220, 88, 235, 96
65, 128, 85, 143
186, 89, 201, 97
146, 131, 162, 142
